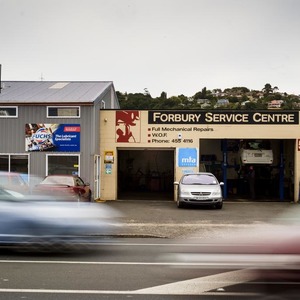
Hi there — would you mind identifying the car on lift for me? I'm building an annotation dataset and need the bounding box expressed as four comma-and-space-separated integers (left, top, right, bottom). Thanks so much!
34, 175, 92, 202
239, 139, 273, 165
174, 172, 224, 209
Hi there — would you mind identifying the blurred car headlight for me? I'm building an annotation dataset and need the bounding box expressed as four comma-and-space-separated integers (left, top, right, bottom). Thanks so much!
180, 189, 190, 196
211, 190, 222, 197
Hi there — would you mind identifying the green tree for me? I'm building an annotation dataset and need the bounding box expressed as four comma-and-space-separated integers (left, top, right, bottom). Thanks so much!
118, 92, 152, 109
244, 101, 258, 110
255, 98, 268, 110
117, 85, 298, 111
193, 87, 208, 100
262, 83, 273, 95
262, 83, 279, 96
160, 91, 167, 100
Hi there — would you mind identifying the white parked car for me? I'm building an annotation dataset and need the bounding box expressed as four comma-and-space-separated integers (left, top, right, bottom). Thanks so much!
174, 172, 224, 209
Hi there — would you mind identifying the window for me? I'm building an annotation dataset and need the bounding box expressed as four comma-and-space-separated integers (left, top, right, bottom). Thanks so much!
47, 154, 80, 176
0, 106, 18, 118
182, 174, 217, 185
47, 106, 80, 118
0, 154, 29, 181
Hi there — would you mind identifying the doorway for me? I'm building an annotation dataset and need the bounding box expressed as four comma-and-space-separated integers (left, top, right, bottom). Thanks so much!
94, 155, 101, 200
200, 139, 295, 201
117, 149, 175, 200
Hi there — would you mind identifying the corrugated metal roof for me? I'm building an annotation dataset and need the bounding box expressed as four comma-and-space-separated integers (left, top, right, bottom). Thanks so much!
0, 81, 114, 104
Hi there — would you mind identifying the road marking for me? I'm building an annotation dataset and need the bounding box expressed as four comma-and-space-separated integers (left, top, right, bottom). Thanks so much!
0, 260, 203, 265
0, 269, 260, 296
133, 269, 257, 295
0, 289, 260, 296
0, 259, 260, 266
123, 223, 269, 227
0, 289, 126, 294
0, 259, 170, 265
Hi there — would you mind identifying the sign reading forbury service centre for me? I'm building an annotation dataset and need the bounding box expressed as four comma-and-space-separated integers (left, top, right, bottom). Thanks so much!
148, 111, 299, 125
112, 110, 300, 146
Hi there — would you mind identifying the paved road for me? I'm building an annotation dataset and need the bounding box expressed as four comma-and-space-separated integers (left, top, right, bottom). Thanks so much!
1, 200, 299, 300
2, 238, 299, 300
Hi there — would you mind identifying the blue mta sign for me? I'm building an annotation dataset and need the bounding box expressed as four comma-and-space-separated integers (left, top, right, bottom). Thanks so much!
178, 148, 198, 167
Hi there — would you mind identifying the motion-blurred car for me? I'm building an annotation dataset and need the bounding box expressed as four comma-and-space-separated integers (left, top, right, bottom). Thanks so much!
174, 172, 224, 209
0, 171, 30, 194
34, 175, 92, 202
163, 207, 300, 298
0, 187, 121, 251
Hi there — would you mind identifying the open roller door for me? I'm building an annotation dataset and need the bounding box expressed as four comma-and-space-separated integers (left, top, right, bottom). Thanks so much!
117, 149, 175, 200
200, 139, 295, 201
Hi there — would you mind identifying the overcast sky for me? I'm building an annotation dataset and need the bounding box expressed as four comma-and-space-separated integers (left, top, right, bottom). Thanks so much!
1, 0, 299, 97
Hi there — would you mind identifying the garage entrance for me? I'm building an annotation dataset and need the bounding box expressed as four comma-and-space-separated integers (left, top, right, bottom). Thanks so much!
200, 139, 295, 201
117, 149, 175, 200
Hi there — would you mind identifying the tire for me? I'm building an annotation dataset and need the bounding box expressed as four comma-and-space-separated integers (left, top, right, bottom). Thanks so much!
215, 202, 223, 209
177, 199, 184, 208
87, 191, 92, 202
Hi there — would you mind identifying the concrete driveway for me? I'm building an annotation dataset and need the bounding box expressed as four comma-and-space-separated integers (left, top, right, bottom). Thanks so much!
101, 199, 300, 238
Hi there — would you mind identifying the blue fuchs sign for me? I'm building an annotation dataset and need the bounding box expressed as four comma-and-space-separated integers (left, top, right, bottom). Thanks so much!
25, 124, 80, 152
178, 148, 198, 167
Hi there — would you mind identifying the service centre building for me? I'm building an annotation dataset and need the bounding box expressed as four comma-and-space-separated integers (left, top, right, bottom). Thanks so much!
100, 109, 300, 203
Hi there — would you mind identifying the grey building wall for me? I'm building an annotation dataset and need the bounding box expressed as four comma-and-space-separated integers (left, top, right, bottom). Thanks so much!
0, 105, 96, 179
0, 82, 119, 200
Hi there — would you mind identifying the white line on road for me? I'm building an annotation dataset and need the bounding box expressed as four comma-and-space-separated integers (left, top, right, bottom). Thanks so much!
123, 223, 270, 227
0, 269, 260, 296
133, 269, 257, 295
0, 288, 260, 297
0, 259, 259, 266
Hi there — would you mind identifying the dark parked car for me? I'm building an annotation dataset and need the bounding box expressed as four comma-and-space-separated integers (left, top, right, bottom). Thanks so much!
34, 175, 92, 202
174, 172, 224, 209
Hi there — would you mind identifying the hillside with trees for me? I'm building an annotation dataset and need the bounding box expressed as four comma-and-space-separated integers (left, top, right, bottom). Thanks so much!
117, 83, 300, 110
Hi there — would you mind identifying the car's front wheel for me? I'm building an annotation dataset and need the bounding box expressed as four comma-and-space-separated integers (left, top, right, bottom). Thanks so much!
177, 199, 184, 208
87, 191, 92, 202
215, 202, 223, 209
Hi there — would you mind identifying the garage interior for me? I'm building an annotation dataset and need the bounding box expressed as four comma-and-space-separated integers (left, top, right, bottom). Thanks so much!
117, 139, 295, 201
200, 139, 295, 201
117, 149, 175, 200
